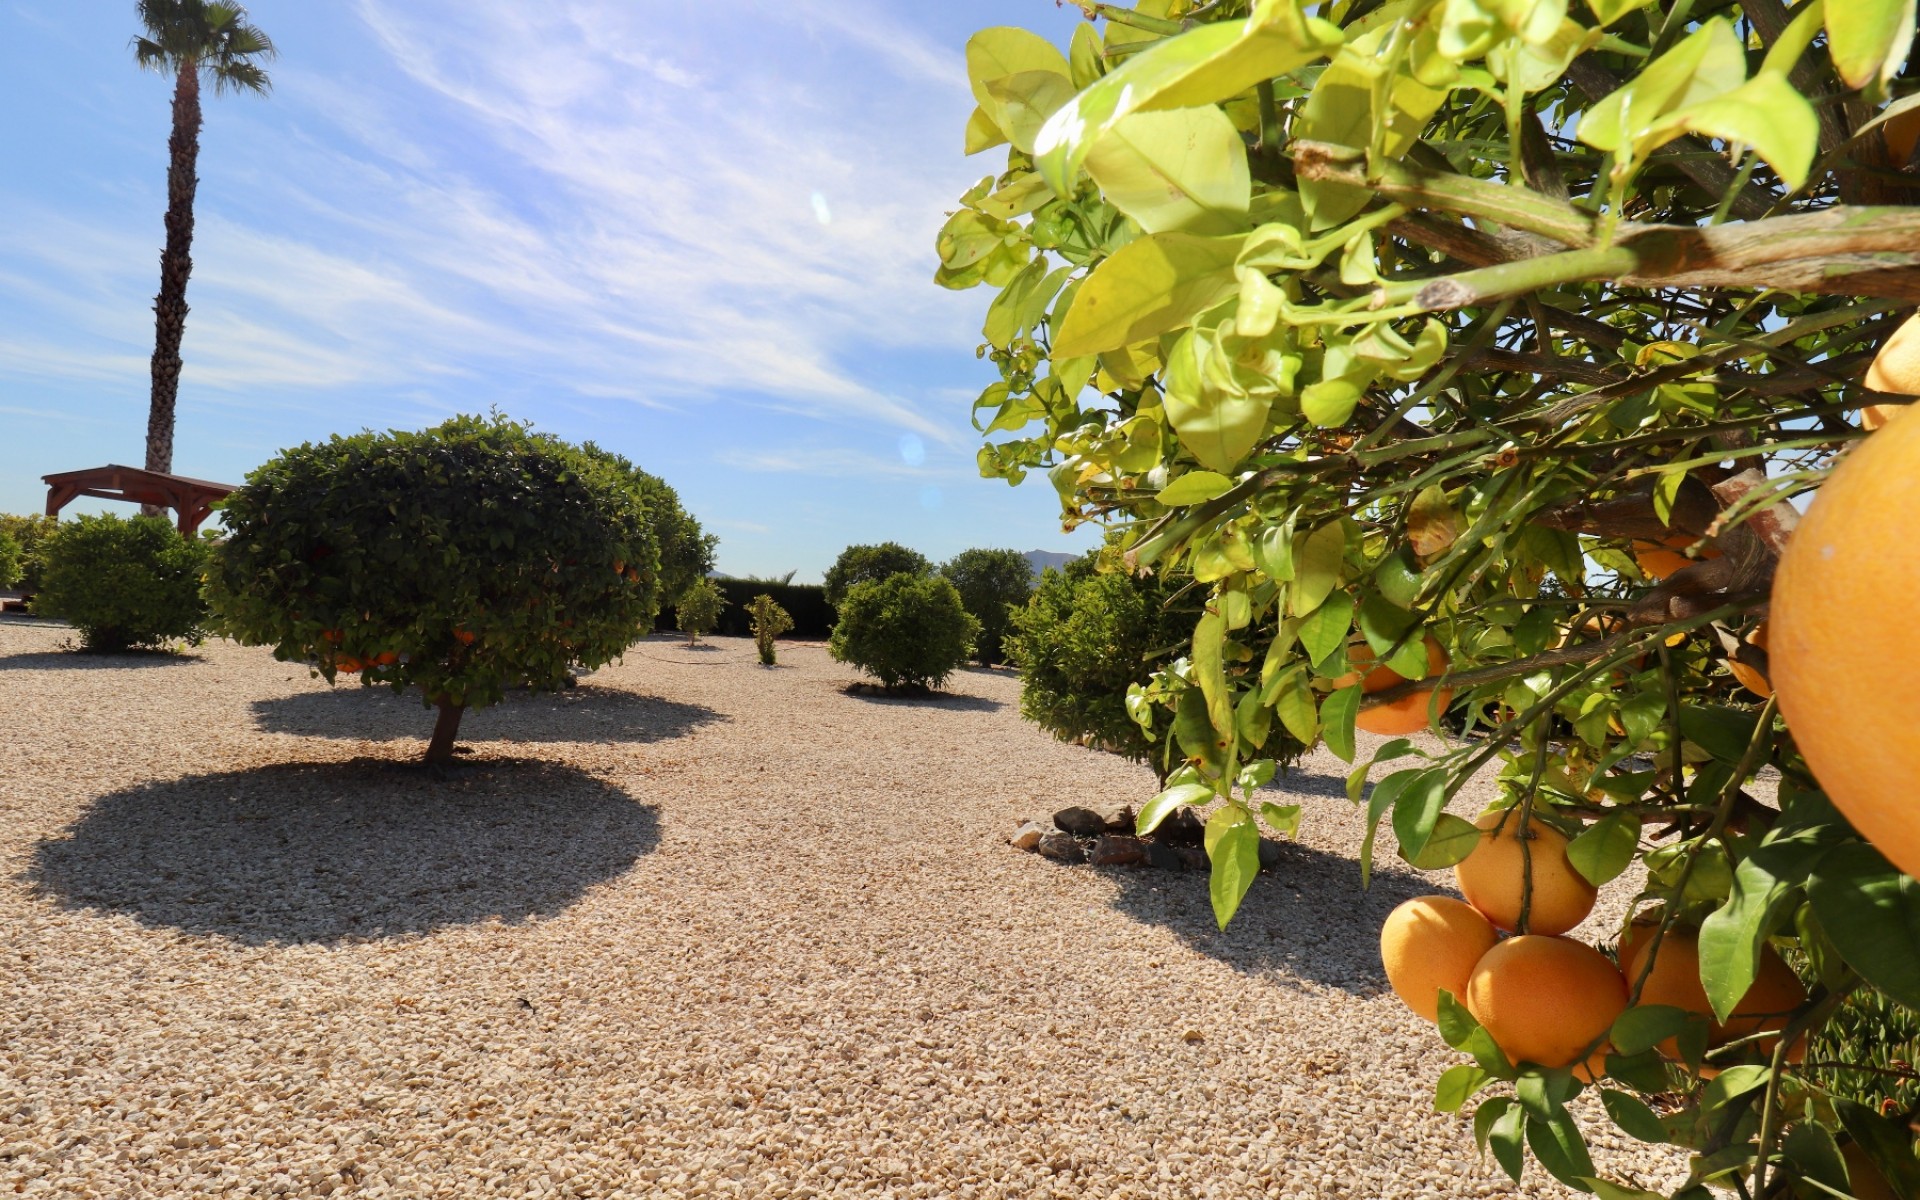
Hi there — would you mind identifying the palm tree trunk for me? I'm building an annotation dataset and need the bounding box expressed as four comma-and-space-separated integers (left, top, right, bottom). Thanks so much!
147, 65, 202, 478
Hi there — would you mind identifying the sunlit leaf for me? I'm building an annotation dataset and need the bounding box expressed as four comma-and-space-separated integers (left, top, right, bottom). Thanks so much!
1205, 802, 1262, 928
1085, 108, 1253, 234
1052, 232, 1246, 359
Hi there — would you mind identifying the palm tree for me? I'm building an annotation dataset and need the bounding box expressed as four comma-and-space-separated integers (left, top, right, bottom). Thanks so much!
133, 0, 274, 477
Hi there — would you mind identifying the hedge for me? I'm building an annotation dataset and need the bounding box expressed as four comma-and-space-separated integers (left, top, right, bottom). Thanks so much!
660, 577, 833, 640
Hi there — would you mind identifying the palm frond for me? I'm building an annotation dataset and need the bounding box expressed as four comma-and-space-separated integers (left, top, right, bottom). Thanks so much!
209, 59, 271, 95
130, 35, 173, 73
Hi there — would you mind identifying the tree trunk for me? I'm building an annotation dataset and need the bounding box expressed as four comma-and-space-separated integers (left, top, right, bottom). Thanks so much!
147, 65, 202, 479
425, 699, 466, 765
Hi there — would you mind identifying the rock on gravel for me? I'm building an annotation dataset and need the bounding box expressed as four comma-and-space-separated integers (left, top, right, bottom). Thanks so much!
0, 622, 1685, 1199
1051, 805, 1108, 836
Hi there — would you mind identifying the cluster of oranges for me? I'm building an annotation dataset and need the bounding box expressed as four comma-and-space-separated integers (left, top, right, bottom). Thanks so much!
1379, 811, 1807, 1078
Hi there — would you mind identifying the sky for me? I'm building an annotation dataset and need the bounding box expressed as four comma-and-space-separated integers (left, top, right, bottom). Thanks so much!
0, 0, 1100, 582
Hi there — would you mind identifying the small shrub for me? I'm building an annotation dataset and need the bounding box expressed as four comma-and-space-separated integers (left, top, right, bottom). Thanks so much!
32, 514, 212, 651
1004, 552, 1191, 777
1, 513, 59, 594
823, 542, 931, 608
0, 530, 21, 590
748, 593, 793, 664
829, 572, 979, 692
940, 548, 1034, 666
676, 577, 726, 645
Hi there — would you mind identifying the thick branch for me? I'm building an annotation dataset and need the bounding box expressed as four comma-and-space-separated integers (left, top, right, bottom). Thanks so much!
1293, 141, 1596, 247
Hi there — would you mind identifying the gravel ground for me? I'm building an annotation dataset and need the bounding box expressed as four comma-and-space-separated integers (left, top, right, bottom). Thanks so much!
0, 620, 1684, 1199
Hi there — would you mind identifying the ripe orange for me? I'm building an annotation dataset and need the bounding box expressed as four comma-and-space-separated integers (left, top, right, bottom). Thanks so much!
1864, 312, 1920, 427
1466, 935, 1628, 1069
1632, 533, 1721, 581
1771, 410, 1920, 880
1619, 926, 1712, 1057
1379, 896, 1500, 1024
453, 628, 477, 646
1455, 811, 1598, 935
1727, 621, 1770, 698
1842, 1142, 1900, 1200
1338, 637, 1453, 736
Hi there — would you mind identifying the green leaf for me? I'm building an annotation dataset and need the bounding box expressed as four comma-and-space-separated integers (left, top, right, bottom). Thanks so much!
966, 26, 1071, 113
1193, 610, 1235, 745
1403, 812, 1479, 869
1156, 470, 1235, 506
1084, 108, 1252, 235
1826, 0, 1916, 91
1584, 0, 1658, 29
1652, 469, 1685, 527
1583, 1179, 1666, 1200
1655, 72, 1822, 192
1323, 683, 1362, 763
1253, 520, 1295, 581
1032, 1, 1343, 195
1161, 328, 1279, 475
1610, 1005, 1693, 1056
1137, 782, 1215, 835
1294, 31, 1449, 229
1677, 703, 1760, 766
1578, 19, 1746, 156
1068, 20, 1105, 90
1598, 1089, 1668, 1145
1205, 802, 1263, 928
1261, 801, 1303, 839
1488, 1099, 1527, 1182
1567, 811, 1641, 887
1808, 842, 1920, 1009
984, 71, 1079, 155
964, 105, 1009, 154
1052, 232, 1247, 359
1289, 521, 1347, 617
1474, 1095, 1514, 1154
1435, 1063, 1490, 1113
1389, 767, 1450, 861
1273, 671, 1319, 744
1526, 1111, 1597, 1193
1836, 1098, 1920, 1200
1698, 832, 1816, 1023
1298, 592, 1354, 669
1300, 376, 1363, 427
1436, 989, 1514, 1075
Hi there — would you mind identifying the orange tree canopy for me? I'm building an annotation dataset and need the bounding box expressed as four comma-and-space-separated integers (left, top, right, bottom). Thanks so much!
43, 464, 237, 535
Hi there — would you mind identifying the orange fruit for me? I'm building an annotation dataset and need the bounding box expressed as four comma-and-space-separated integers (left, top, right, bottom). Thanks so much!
1842, 1142, 1900, 1200
1864, 312, 1920, 429
1771, 410, 1920, 880
1619, 926, 1712, 1057
1466, 935, 1628, 1069
1632, 534, 1721, 581
1727, 621, 1770, 698
453, 628, 477, 646
1455, 811, 1598, 935
336, 656, 364, 673
1337, 637, 1453, 736
1379, 896, 1500, 1024
1885, 105, 1920, 167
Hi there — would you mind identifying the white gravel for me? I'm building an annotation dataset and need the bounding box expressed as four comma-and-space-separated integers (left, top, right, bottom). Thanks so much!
0, 621, 1683, 1198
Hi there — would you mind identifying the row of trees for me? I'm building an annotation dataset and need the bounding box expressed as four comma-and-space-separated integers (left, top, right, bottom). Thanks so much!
945, 0, 1920, 1194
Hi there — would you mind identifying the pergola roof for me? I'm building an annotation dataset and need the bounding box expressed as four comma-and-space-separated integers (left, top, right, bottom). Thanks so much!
43, 464, 238, 535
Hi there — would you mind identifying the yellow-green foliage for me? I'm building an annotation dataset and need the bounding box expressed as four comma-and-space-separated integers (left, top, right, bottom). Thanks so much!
748, 593, 794, 665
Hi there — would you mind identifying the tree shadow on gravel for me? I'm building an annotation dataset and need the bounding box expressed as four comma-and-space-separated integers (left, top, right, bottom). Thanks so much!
1103, 778, 1439, 995
24, 758, 658, 946
251, 683, 722, 745
0, 649, 205, 671
839, 683, 1004, 712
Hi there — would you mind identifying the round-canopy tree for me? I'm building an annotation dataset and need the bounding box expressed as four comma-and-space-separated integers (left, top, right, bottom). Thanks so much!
822, 542, 932, 608
580, 444, 716, 610
948, 2, 1920, 1193
207, 414, 660, 764
939, 547, 1034, 665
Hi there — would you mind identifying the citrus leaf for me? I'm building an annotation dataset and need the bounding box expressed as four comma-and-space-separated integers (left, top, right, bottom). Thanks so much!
1435, 1063, 1490, 1113
1389, 767, 1450, 860
1085, 107, 1253, 235
1205, 802, 1262, 929
1526, 1110, 1596, 1193
1599, 1089, 1668, 1145
1297, 592, 1354, 668
1289, 521, 1347, 617
1567, 811, 1641, 886
1826, 0, 1916, 91
1807, 842, 1920, 1009
1610, 1004, 1693, 1056
1403, 812, 1479, 869
965, 26, 1070, 112
1051, 232, 1247, 359
1155, 470, 1235, 506
1137, 782, 1215, 835
1322, 683, 1362, 762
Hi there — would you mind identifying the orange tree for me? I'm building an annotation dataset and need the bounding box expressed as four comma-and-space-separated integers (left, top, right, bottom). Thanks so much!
206, 414, 660, 764
944, 1, 1920, 1194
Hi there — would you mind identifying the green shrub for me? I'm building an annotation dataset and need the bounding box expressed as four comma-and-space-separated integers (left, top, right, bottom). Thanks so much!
675, 577, 726, 645
748, 594, 794, 665
829, 572, 979, 692
0, 531, 20, 590
664, 578, 833, 638
581, 445, 717, 609
940, 548, 1033, 666
205, 413, 660, 763
31, 514, 213, 651
1, 513, 59, 594
823, 542, 931, 608
1004, 552, 1191, 777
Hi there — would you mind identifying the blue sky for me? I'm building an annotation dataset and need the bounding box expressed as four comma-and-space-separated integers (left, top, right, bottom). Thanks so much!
0, 0, 1098, 581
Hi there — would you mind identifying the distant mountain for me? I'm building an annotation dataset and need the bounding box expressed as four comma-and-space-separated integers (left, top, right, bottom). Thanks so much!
1022, 549, 1077, 578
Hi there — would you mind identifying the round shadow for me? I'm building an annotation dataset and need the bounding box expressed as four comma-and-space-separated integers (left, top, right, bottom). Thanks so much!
251, 683, 721, 745
0, 649, 205, 671
24, 758, 659, 946
839, 682, 1003, 712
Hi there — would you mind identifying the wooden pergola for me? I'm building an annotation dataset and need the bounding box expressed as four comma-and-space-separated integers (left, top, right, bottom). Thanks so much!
43, 465, 238, 535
